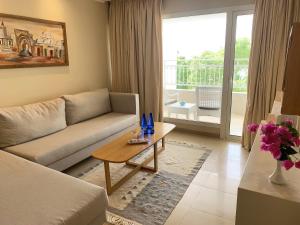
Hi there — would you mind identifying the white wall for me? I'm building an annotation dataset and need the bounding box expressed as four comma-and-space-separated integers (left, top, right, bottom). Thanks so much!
0, 0, 109, 107
163, 0, 254, 16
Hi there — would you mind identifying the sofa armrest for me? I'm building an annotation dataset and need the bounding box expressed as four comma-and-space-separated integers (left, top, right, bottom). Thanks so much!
109, 92, 140, 119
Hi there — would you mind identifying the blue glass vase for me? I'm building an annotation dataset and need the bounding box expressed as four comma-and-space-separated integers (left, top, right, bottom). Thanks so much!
147, 113, 155, 134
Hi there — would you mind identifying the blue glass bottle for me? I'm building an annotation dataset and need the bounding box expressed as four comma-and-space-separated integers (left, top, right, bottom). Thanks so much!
147, 113, 155, 134
141, 113, 148, 135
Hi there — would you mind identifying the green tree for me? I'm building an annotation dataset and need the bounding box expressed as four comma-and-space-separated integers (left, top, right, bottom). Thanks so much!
175, 38, 251, 92
235, 37, 251, 59
233, 37, 251, 92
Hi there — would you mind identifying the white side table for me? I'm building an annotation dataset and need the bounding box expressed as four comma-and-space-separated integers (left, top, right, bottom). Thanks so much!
236, 125, 300, 225
167, 102, 197, 120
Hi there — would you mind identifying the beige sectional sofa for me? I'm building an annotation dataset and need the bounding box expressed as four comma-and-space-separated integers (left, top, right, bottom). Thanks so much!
0, 88, 139, 171
0, 150, 108, 225
0, 88, 140, 225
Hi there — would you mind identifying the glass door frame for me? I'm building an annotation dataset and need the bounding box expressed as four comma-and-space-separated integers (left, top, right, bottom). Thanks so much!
220, 8, 254, 141
162, 5, 254, 137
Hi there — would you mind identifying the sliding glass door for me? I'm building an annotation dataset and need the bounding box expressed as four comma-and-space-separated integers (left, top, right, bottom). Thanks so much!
227, 12, 253, 138
162, 7, 254, 138
163, 13, 226, 125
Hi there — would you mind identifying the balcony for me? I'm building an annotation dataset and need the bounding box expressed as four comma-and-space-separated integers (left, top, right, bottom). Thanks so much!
163, 59, 248, 135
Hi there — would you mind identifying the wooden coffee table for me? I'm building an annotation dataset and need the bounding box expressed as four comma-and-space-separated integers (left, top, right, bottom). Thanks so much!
92, 122, 175, 195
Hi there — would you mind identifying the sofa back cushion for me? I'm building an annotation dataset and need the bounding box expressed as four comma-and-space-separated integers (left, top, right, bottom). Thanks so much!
0, 98, 67, 148
62, 88, 111, 125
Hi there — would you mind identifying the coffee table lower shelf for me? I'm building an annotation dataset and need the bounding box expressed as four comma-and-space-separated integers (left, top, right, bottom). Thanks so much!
104, 138, 165, 195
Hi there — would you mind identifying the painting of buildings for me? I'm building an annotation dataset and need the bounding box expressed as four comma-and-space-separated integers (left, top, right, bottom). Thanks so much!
0, 14, 68, 68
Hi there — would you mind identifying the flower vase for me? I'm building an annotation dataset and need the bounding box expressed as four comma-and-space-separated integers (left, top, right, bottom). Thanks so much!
269, 161, 286, 185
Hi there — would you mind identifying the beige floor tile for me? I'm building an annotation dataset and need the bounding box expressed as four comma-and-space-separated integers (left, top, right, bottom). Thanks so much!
179, 183, 202, 202
183, 186, 237, 221
177, 208, 233, 225
165, 130, 247, 224
164, 204, 189, 225
192, 171, 240, 194
200, 160, 245, 179
206, 143, 248, 163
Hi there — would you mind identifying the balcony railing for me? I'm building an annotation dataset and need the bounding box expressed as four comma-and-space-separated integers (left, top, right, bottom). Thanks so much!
163, 58, 249, 92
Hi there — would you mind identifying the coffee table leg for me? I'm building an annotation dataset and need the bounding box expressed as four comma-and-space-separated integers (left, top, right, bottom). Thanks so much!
104, 161, 112, 195
105, 138, 167, 195
154, 143, 158, 172
162, 137, 165, 149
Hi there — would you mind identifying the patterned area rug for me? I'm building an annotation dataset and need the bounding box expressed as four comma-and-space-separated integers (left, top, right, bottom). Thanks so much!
65, 141, 211, 225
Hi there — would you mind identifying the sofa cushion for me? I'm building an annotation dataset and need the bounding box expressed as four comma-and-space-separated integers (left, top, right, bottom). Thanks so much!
3, 112, 138, 166
63, 89, 112, 125
0, 98, 66, 148
0, 151, 108, 225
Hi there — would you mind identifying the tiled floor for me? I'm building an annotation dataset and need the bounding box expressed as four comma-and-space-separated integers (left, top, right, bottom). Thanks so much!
164, 130, 249, 225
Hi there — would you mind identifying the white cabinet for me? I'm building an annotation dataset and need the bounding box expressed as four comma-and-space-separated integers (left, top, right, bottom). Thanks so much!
235, 128, 300, 225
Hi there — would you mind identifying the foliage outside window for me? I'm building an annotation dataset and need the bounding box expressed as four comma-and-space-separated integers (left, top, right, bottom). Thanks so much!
175, 38, 251, 93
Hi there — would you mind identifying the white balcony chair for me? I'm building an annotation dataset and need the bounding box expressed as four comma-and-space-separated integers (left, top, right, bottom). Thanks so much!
195, 86, 222, 117
164, 91, 179, 106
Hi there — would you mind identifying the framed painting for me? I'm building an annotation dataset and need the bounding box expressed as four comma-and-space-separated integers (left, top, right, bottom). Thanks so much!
0, 13, 68, 69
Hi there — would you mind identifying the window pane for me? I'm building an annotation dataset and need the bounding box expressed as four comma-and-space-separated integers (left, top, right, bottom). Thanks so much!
163, 13, 226, 124
230, 14, 253, 136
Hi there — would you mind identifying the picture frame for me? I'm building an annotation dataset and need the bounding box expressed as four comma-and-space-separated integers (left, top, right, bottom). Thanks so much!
0, 13, 69, 69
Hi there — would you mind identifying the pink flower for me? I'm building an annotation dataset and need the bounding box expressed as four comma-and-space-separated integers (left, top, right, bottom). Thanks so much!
283, 119, 293, 127
276, 127, 292, 141
262, 134, 280, 145
262, 141, 281, 159
268, 142, 279, 151
282, 160, 294, 170
294, 138, 300, 147
261, 123, 277, 135
256, 121, 300, 170
248, 123, 259, 133
260, 143, 269, 151
271, 149, 282, 159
